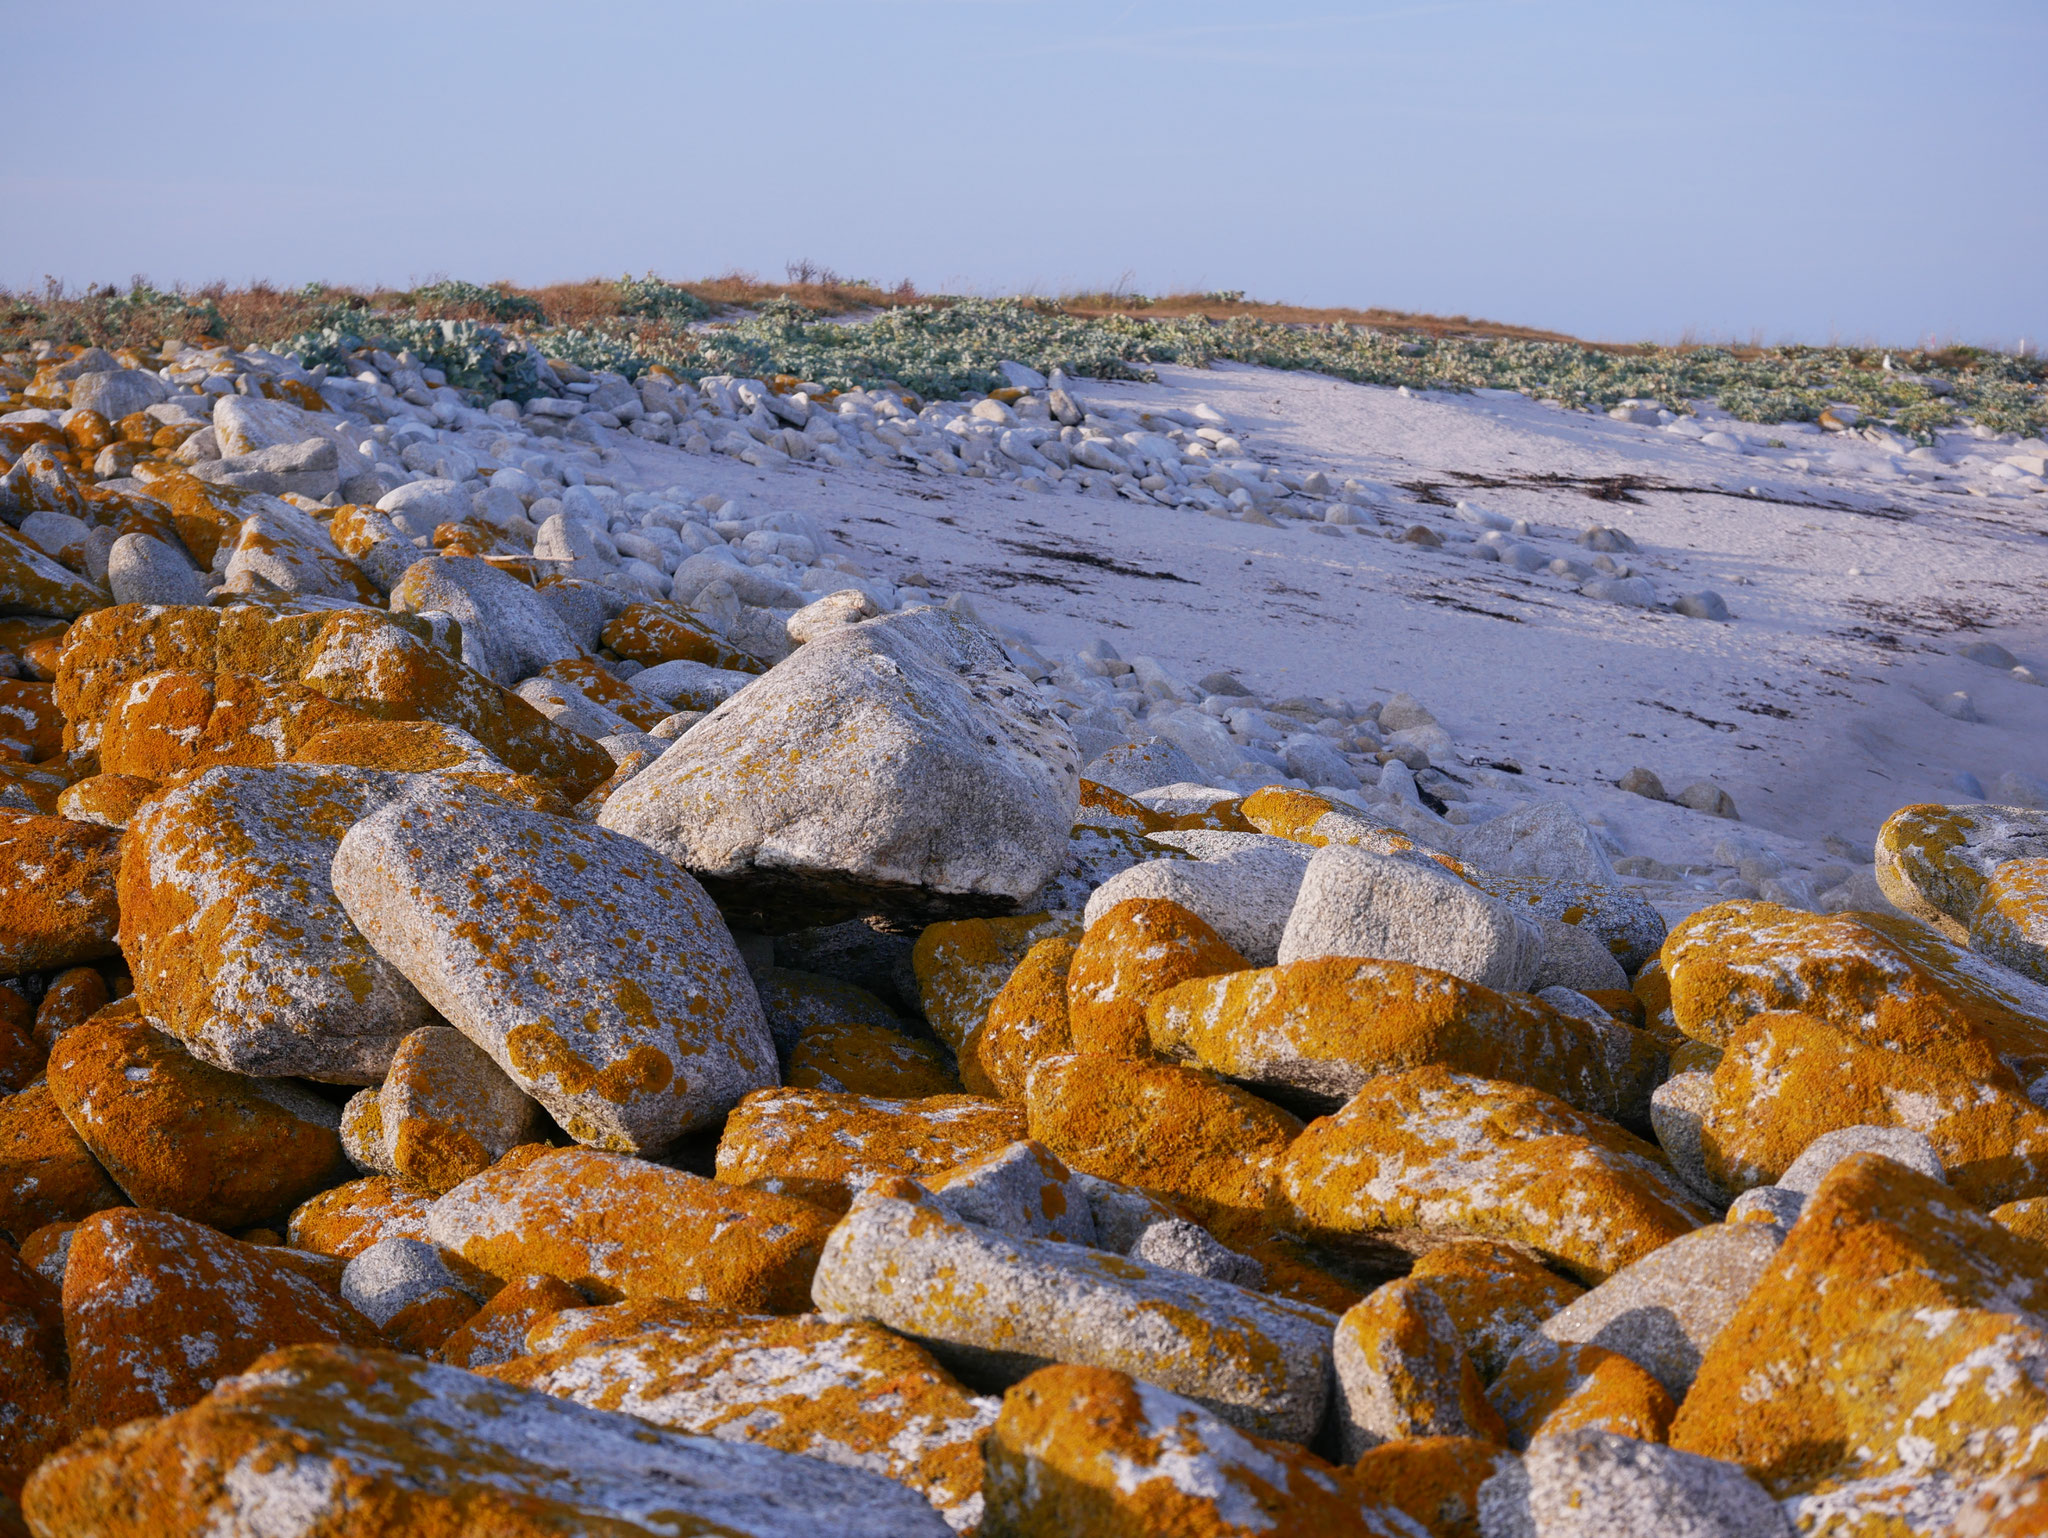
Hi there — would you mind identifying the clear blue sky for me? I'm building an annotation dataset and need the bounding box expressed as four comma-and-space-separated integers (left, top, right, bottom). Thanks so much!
8, 1, 2043, 347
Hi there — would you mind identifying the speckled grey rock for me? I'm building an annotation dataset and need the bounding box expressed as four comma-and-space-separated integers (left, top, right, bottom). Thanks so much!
390, 555, 587, 686
105, 532, 207, 607
1459, 801, 1618, 884
1725, 1186, 1802, 1228
1277, 842, 1542, 990
219, 498, 373, 601
515, 673, 636, 740
69, 367, 169, 421
332, 776, 775, 1153
1532, 915, 1630, 993
1479, 1430, 1792, 1538
1649, 1072, 1729, 1208
1780, 1125, 1945, 1195
1536, 986, 1610, 1024
1504, 1223, 1782, 1399
598, 609, 1080, 931
1084, 832, 1310, 965
785, 588, 880, 644
1082, 738, 1206, 796
811, 1178, 1335, 1441
368, 1024, 544, 1194
628, 658, 760, 712
339, 1235, 484, 1328
927, 1138, 1098, 1246
1127, 1218, 1263, 1288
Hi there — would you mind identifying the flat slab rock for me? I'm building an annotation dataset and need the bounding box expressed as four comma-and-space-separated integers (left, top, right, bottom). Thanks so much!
333, 776, 776, 1152
812, 1175, 1335, 1442
597, 608, 1080, 931
21, 1343, 954, 1537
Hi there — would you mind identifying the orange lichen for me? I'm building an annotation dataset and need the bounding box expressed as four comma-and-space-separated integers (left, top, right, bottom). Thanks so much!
1486, 1338, 1675, 1448
1069, 899, 1248, 1059
0, 1083, 125, 1243
1410, 1239, 1585, 1382
715, 1087, 1024, 1211
963, 934, 1078, 1098
786, 1018, 961, 1097
913, 911, 1083, 1053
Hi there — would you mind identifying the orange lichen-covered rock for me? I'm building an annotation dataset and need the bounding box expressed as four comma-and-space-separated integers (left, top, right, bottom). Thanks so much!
1992, 1196, 2048, 1247
332, 776, 778, 1153
95, 669, 370, 778
132, 468, 249, 570
426, 1144, 836, 1312
63, 1207, 379, 1428
1148, 956, 1664, 1125
0, 757, 68, 814
1167, 795, 1258, 834
1954, 1476, 2048, 1538
1332, 1278, 1508, 1459
1672, 1153, 2048, 1497
1875, 801, 2048, 941
1068, 898, 1249, 1059
1409, 1240, 1586, 1382
714, 1087, 1025, 1211
1076, 777, 1172, 833
56, 604, 614, 794
285, 1175, 434, 1260
601, 599, 761, 671
1972, 856, 2048, 987
1660, 901, 2048, 1091
752, 965, 908, 1057
533, 655, 672, 730
46, 1013, 350, 1230
1274, 1068, 1711, 1284
786, 1019, 961, 1097
121, 764, 435, 1082
519, 1297, 744, 1356
23, 1345, 955, 1538
1025, 1052, 1302, 1221
0, 678, 62, 761
0, 996, 38, 1093
0, 521, 103, 619
0, 810, 120, 974
914, 910, 1083, 1053
982, 1363, 1398, 1538
1350, 1436, 1519, 1538
1699, 1009, 2048, 1208
1485, 1338, 1676, 1449
435, 1272, 587, 1370
963, 932, 1077, 1097
291, 717, 575, 814
365, 1025, 544, 1196
32, 966, 110, 1054
0, 1084, 124, 1243
493, 1312, 999, 1532
0, 1236, 68, 1501
52, 772, 157, 829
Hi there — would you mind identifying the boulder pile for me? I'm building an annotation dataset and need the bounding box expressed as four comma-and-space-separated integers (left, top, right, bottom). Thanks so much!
1, 340, 2045, 1536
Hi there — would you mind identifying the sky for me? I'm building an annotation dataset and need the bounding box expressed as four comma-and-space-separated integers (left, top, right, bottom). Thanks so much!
5, 0, 2043, 347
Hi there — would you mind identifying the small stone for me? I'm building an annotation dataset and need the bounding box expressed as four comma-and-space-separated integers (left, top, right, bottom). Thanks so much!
1275, 1068, 1710, 1283
24, 1343, 953, 1536
285, 1175, 435, 1260
367, 1025, 546, 1195
63, 1207, 377, 1428
1485, 1340, 1676, 1449
1673, 590, 1731, 622
339, 1235, 487, 1355
714, 1087, 1024, 1212
785, 587, 880, 644
1672, 781, 1740, 820
983, 1363, 1393, 1536
1333, 1278, 1508, 1458
1066, 898, 1247, 1058
1026, 1052, 1302, 1222
46, 1012, 349, 1229
104, 532, 206, 607
1127, 1217, 1264, 1287
428, 1144, 835, 1312
599, 609, 1079, 930
1482, 1428, 1793, 1538
1618, 767, 1668, 801
1278, 843, 1544, 991
811, 1176, 1335, 1441
434, 1271, 586, 1370
333, 776, 776, 1152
